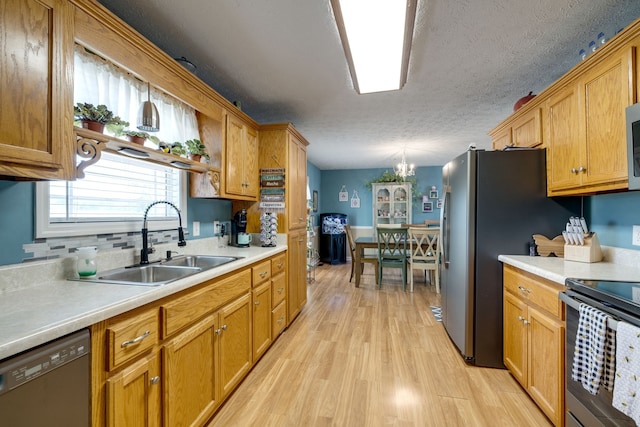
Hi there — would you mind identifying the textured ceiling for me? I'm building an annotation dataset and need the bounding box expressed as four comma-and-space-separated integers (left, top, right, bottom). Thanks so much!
96, 0, 640, 170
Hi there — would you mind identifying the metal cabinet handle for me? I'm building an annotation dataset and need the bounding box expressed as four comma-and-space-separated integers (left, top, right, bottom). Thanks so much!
523, 320, 530, 325
255, 301, 260, 305
221, 324, 228, 331
277, 262, 284, 268
517, 285, 531, 294
259, 271, 268, 278
277, 316, 285, 324
121, 330, 151, 348
215, 328, 222, 335
570, 168, 577, 174
150, 376, 160, 385
578, 166, 586, 173
517, 316, 525, 322
277, 287, 284, 294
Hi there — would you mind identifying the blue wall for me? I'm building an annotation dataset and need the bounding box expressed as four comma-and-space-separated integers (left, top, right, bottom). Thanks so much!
319, 167, 443, 227
586, 191, 640, 249
3, 164, 640, 266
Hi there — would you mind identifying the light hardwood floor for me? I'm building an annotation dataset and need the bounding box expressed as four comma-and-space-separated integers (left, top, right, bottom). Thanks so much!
208, 263, 552, 426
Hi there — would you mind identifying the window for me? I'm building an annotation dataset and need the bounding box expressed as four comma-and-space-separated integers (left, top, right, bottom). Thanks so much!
35, 45, 197, 238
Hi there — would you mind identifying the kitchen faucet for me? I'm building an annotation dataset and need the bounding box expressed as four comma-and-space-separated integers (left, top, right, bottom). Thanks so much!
140, 201, 186, 264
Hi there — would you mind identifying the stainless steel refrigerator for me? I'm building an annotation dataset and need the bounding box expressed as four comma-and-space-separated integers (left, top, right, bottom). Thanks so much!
440, 148, 578, 368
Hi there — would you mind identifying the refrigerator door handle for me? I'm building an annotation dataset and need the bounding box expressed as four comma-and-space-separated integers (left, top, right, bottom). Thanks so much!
441, 186, 450, 268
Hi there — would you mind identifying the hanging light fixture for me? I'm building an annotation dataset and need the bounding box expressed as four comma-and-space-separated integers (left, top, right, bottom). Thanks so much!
394, 151, 415, 180
137, 82, 160, 132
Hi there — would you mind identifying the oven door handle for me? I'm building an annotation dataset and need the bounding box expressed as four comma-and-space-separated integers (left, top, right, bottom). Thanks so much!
560, 291, 627, 331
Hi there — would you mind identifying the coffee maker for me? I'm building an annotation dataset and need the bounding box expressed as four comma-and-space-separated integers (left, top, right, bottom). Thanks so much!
230, 209, 251, 247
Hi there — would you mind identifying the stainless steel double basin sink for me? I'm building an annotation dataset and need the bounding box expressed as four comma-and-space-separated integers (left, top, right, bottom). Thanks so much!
73, 255, 242, 286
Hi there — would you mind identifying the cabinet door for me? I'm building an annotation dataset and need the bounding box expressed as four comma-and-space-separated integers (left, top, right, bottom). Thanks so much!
219, 293, 252, 398
252, 280, 272, 362
106, 353, 161, 427
527, 306, 564, 427
0, 0, 74, 180
162, 315, 218, 427
244, 126, 259, 198
190, 110, 224, 198
288, 134, 307, 229
503, 292, 527, 386
491, 126, 512, 150
225, 114, 245, 196
546, 85, 582, 193
579, 49, 632, 188
512, 108, 542, 148
287, 230, 307, 323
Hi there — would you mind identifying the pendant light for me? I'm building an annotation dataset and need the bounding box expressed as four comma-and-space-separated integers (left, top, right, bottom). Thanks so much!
137, 82, 160, 132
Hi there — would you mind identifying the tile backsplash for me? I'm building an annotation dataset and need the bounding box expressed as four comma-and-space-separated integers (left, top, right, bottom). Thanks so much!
22, 230, 181, 262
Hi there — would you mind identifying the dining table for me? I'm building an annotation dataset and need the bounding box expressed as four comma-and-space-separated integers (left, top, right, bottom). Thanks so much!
353, 226, 440, 288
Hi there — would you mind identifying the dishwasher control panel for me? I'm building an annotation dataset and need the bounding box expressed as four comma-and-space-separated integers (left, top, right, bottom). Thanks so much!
0, 329, 90, 395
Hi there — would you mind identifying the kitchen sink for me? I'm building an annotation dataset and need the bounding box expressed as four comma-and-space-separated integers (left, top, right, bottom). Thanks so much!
89, 265, 203, 286
70, 255, 242, 286
160, 255, 241, 269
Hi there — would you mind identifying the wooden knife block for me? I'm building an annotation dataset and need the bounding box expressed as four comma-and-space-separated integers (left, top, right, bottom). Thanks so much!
564, 233, 602, 263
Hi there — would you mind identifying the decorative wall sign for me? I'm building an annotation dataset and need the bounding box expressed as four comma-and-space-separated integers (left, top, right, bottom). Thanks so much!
350, 190, 360, 208
260, 168, 285, 210
339, 185, 348, 201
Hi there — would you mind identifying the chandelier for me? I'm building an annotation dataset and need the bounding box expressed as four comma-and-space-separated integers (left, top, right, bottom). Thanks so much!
394, 151, 415, 179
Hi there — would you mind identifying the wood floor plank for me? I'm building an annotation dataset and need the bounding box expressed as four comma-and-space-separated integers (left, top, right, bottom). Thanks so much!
208, 263, 552, 426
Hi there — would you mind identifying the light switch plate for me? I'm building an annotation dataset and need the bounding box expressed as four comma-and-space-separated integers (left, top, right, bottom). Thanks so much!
633, 225, 640, 246
633, 287, 640, 303
193, 221, 200, 237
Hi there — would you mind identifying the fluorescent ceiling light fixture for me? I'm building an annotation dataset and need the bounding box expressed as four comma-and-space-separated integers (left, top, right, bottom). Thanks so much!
331, 0, 417, 94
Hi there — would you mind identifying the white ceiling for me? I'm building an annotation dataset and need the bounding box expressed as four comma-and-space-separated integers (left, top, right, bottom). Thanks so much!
96, 0, 640, 170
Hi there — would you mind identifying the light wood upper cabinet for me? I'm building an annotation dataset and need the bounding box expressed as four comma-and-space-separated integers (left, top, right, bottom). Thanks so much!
224, 114, 258, 200
0, 0, 75, 180
288, 132, 308, 230
490, 107, 541, 150
547, 48, 633, 195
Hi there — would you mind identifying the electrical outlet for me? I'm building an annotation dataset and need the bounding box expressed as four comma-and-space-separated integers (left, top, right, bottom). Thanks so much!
193, 221, 200, 237
633, 225, 640, 246
214, 221, 220, 235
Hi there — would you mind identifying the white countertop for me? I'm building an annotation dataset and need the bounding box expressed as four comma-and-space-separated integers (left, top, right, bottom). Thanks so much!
498, 254, 640, 285
0, 240, 286, 360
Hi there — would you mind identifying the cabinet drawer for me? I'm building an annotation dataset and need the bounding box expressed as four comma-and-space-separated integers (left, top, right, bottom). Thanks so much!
504, 265, 564, 318
272, 273, 286, 307
272, 301, 287, 338
271, 253, 286, 276
107, 308, 159, 370
252, 260, 271, 286
161, 269, 251, 337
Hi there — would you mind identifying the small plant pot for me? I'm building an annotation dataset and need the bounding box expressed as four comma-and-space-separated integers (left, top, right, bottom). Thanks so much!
188, 154, 202, 162
127, 135, 147, 145
82, 120, 105, 133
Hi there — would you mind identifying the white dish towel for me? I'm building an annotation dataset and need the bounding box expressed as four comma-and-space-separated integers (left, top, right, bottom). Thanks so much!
613, 321, 640, 424
571, 303, 611, 395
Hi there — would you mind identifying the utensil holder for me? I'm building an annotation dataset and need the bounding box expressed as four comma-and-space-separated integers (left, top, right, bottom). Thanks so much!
564, 233, 602, 263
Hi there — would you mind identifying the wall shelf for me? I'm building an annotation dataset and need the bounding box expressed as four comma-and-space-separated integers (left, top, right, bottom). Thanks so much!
74, 127, 221, 179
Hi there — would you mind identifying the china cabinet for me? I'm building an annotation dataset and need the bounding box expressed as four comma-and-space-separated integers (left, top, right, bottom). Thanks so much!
372, 183, 412, 227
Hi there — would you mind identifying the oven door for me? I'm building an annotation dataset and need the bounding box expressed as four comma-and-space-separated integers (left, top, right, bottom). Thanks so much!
562, 291, 636, 426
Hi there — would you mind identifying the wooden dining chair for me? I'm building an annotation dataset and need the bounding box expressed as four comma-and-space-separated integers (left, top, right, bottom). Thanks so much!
376, 227, 408, 291
344, 225, 379, 284
407, 227, 440, 293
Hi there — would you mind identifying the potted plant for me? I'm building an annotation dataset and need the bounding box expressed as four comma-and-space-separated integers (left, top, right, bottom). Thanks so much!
184, 139, 209, 162
117, 129, 160, 146
170, 141, 187, 157
73, 102, 128, 133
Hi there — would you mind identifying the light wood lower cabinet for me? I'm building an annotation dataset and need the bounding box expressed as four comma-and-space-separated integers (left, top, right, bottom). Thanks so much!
106, 352, 161, 427
503, 265, 565, 427
288, 229, 307, 323
162, 315, 219, 427
92, 253, 289, 427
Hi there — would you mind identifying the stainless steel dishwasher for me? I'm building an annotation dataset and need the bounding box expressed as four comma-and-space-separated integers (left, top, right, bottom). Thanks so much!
0, 329, 90, 426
